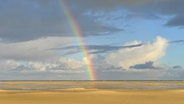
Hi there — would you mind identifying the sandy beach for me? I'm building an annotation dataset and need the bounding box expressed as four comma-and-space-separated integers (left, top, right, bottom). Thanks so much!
0, 89, 184, 104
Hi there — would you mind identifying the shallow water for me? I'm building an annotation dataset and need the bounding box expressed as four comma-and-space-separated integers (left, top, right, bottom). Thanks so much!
0, 81, 184, 90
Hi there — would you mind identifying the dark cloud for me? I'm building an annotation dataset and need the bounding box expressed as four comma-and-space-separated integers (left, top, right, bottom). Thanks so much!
66, 0, 184, 27
66, 0, 167, 11
165, 15, 184, 27
0, 0, 123, 42
129, 61, 156, 69
50, 39, 184, 55
50, 43, 143, 55
172, 65, 183, 69
132, 0, 184, 27
0, 0, 65, 42
1, 0, 184, 42
2, 0, 184, 42
169, 40, 184, 44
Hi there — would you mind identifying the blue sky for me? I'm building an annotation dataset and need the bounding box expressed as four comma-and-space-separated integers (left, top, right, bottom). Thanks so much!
0, 0, 184, 80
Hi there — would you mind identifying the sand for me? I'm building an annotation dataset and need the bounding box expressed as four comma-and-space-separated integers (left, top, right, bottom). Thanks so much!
0, 89, 184, 104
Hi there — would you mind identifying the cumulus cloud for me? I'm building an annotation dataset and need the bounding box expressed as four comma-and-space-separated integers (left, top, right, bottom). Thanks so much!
0, 57, 85, 73
26, 57, 84, 72
102, 36, 168, 69
0, 60, 20, 70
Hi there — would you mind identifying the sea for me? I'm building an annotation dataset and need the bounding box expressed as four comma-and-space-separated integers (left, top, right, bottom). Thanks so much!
0, 80, 184, 90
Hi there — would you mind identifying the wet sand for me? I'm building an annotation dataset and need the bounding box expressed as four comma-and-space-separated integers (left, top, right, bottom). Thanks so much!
0, 89, 184, 104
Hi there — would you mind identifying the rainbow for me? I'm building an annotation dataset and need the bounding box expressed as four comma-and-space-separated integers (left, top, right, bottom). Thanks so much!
59, 0, 96, 80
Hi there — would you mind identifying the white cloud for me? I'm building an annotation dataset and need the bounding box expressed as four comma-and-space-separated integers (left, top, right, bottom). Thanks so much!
104, 36, 168, 69
0, 36, 86, 72
0, 36, 171, 80
0, 57, 85, 72
58, 57, 84, 70
0, 60, 20, 70
0, 37, 74, 60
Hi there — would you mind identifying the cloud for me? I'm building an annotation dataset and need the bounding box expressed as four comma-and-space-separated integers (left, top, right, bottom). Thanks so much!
160, 68, 184, 80
169, 40, 184, 44
165, 15, 184, 27
95, 66, 184, 80
0, 60, 20, 71
104, 36, 168, 68
129, 61, 156, 69
0, 0, 67, 42
0, 34, 182, 80
172, 65, 183, 69
0, 0, 123, 42
66, 0, 168, 10
66, 0, 184, 27
0, 36, 86, 73
52, 43, 143, 55
0, 70, 86, 80
0, 57, 85, 73
26, 57, 84, 72
2, 0, 184, 42
51, 38, 184, 56
0, 37, 73, 60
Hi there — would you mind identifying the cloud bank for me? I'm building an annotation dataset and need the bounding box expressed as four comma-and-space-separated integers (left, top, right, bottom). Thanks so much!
0, 35, 183, 80
0, 36, 168, 72
104, 36, 168, 68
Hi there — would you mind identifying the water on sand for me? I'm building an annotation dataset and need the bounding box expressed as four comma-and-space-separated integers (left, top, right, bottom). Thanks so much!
0, 80, 184, 90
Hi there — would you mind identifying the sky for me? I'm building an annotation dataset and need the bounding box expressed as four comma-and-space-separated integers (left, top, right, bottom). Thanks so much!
0, 0, 184, 80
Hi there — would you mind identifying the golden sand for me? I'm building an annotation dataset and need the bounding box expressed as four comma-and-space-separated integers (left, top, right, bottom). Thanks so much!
0, 89, 184, 104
